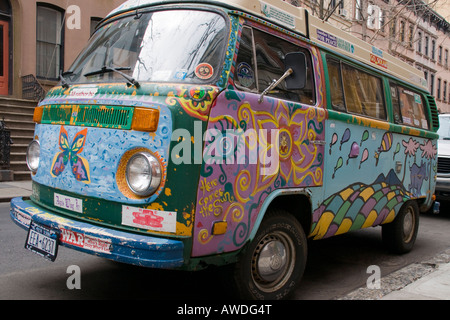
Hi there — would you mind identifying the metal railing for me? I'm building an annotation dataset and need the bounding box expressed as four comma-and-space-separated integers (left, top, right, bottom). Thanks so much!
22, 74, 46, 101
0, 120, 12, 168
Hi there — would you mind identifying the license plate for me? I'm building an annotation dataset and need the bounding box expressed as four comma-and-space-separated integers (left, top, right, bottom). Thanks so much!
25, 220, 60, 262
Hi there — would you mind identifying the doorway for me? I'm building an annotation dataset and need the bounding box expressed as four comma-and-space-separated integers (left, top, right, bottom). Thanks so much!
0, 19, 9, 95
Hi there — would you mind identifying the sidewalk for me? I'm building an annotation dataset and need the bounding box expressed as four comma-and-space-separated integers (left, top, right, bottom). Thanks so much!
0, 180, 32, 203
340, 249, 450, 300
380, 261, 450, 300
1, 180, 450, 300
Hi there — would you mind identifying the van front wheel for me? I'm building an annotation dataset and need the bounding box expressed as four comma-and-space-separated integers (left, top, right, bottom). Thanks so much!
231, 210, 307, 300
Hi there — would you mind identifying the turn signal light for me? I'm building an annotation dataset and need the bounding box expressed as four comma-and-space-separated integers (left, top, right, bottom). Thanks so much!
212, 221, 228, 235
33, 106, 44, 123
131, 107, 159, 132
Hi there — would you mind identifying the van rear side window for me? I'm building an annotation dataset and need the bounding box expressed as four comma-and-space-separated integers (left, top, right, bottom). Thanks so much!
327, 57, 387, 120
390, 82, 429, 130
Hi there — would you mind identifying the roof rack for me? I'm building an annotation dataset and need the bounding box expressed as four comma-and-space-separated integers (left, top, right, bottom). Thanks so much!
108, 0, 428, 91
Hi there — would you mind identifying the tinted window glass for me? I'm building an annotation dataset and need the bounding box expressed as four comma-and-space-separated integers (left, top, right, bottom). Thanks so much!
327, 58, 345, 111
341, 63, 386, 119
66, 10, 227, 85
235, 27, 315, 105
327, 57, 386, 120
391, 82, 429, 130
234, 27, 257, 91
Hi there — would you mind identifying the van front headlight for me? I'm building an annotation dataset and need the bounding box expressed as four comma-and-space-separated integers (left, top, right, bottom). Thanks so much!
126, 152, 162, 197
26, 140, 40, 173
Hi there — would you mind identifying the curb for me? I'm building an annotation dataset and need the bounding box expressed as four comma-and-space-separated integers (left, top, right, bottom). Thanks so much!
338, 249, 450, 300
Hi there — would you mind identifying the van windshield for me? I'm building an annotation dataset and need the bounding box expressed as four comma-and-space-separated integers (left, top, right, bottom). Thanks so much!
64, 10, 228, 85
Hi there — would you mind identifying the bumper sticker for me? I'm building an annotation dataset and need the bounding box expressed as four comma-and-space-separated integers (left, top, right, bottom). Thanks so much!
122, 205, 176, 233
60, 228, 111, 254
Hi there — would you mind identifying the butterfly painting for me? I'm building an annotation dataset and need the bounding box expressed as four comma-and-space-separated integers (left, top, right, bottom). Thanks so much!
50, 126, 91, 184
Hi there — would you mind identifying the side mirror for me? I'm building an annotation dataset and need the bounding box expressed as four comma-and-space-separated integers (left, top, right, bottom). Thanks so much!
284, 52, 307, 90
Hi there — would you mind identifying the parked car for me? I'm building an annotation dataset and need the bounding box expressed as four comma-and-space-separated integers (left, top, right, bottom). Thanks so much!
436, 114, 450, 204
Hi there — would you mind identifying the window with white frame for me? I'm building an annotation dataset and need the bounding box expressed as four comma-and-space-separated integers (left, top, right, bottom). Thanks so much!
36, 5, 64, 80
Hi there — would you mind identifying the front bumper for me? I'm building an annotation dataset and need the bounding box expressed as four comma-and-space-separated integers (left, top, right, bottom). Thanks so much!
10, 197, 184, 269
435, 175, 450, 200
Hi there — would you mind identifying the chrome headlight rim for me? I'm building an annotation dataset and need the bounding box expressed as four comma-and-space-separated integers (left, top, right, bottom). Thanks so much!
125, 151, 162, 197
26, 140, 40, 173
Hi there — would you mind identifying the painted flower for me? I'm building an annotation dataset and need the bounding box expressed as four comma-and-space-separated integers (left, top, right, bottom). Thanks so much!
259, 102, 320, 185
420, 140, 437, 160
402, 137, 420, 157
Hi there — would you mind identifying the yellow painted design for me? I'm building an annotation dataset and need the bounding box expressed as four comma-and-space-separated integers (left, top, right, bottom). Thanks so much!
382, 209, 396, 224
335, 218, 352, 235
362, 210, 378, 228
311, 211, 335, 240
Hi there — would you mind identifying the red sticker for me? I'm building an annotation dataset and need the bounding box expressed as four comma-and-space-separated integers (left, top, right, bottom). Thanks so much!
195, 63, 214, 80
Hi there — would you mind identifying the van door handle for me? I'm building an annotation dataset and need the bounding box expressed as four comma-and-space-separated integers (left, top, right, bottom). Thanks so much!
311, 140, 326, 145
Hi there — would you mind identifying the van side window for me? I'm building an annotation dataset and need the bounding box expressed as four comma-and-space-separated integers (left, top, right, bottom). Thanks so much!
235, 26, 316, 105
341, 64, 386, 119
235, 27, 257, 92
390, 82, 429, 130
326, 57, 387, 120
327, 58, 345, 111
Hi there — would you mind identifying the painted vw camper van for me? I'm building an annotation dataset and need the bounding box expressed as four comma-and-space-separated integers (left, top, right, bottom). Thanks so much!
11, 0, 439, 299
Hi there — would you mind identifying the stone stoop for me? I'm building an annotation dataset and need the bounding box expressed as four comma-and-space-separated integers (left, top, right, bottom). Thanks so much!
0, 97, 38, 181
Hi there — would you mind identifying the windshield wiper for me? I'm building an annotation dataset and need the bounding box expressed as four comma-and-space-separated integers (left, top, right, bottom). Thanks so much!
84, 66, 140, 88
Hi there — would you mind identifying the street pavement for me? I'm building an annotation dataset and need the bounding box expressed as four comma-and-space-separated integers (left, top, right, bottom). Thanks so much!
1, 180, 449, 300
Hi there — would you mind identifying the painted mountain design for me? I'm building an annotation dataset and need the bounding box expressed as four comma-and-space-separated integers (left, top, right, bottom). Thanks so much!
310, 170, 409, 240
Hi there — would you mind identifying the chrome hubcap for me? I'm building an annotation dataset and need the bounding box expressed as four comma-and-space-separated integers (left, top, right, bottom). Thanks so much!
257, 239, 287, 282
252, 231, 295, 292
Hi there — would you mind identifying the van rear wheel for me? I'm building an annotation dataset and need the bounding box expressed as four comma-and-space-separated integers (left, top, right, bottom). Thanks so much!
382, 201, 419, 254
231, 210, 307, 300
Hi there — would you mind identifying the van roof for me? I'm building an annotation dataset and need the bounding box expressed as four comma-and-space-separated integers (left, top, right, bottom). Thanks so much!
107, 0, 428, 91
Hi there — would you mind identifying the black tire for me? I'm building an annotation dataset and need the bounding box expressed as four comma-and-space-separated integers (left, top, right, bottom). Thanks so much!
382, 201, 419, 254
231, 209, 307, 300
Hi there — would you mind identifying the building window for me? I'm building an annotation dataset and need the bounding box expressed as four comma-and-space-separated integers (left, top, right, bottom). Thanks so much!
390, 18, 396, 39
439, 46, 443, 64
445, 49, 449, 67
437, 78, 441, 100
408, 25, 414, 49
417, 31, 422, 53
444, 81, 447, 102
431, 39, 436, 60
424, 35, 429, 56
90, 17, 103, 36
36, 5, 64, 80
355, 0, 362, 21
399, 20, 405, 43
430, 73, 435, 96
380, 10, 386, 33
